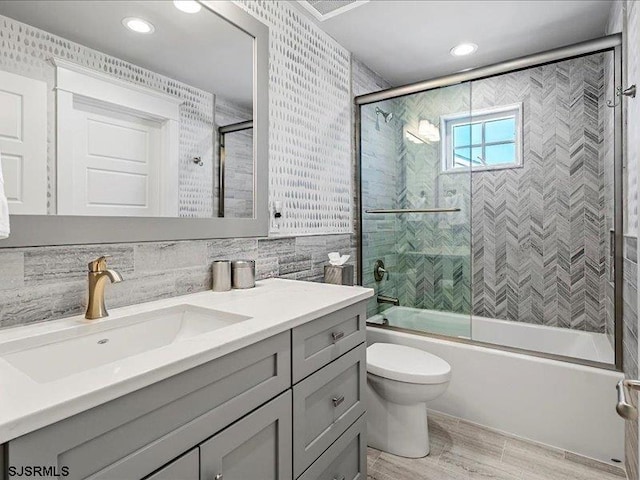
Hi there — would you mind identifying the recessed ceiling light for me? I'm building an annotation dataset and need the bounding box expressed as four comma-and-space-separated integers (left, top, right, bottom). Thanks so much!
450, 43, 478, 57
122, 17, 155, 34
174, 0, 202, 13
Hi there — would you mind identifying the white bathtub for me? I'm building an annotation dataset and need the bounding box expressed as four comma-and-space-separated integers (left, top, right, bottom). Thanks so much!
367, 326, 625, 465
368, 306, 614, 364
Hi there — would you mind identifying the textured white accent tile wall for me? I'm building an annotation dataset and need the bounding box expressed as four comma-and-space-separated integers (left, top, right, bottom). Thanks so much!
236, 0, 353, 235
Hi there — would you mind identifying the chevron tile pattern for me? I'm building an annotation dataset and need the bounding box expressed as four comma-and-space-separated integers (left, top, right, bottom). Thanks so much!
361, 53, 613, 334
470, 55, 609, 332
394, 85, 473, 316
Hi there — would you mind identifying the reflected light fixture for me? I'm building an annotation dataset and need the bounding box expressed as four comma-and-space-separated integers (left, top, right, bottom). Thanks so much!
418, 120, 440, 142
174, 0, 202, 13
450, 43, 478, 56
122, 17, 155, 34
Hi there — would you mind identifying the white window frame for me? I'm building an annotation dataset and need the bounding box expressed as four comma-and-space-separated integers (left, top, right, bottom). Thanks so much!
440, 103, 523, 173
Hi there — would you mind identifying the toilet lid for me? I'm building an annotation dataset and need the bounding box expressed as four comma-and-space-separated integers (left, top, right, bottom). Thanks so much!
367, 343, 451, 384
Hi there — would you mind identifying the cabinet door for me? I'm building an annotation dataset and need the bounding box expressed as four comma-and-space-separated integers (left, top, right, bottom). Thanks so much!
200, 391, 292, 480
145, 449, 199, 480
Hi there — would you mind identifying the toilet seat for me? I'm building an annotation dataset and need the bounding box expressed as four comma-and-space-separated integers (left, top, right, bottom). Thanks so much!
367, 343, 451, 385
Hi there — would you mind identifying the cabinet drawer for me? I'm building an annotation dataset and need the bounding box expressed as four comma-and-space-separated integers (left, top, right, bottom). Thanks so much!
144, 449, 198, 480
292, 302, 366, 383
298, 415, 366, 480
293, 344, 366, 477
7, 333, 291, 480
200, 391, 292, 480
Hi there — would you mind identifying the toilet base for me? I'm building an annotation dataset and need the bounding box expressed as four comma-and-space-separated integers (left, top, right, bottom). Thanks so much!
367, 380, 430, 458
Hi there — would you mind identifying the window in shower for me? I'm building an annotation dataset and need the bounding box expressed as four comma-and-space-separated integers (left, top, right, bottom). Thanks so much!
441, 103, 522, 172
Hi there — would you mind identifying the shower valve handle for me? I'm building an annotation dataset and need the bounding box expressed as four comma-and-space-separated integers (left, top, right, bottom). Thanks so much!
374, 259, 388, 282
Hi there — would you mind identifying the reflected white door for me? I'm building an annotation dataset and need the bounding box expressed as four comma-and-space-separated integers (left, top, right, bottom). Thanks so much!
0, 71, 47, 214
57, 101, 162, 216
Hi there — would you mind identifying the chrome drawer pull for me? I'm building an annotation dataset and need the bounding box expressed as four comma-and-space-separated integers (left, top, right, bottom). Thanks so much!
215, 474, 223, 480
333, 476, 345, 480
332, 395, 345, 407
331, 331, 345, 343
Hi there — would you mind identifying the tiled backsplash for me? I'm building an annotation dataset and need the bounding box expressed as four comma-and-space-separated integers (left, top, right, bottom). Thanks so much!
0, 234, 355, 329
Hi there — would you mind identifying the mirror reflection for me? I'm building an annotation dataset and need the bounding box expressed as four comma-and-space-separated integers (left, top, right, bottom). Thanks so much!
0, 0, 254, 218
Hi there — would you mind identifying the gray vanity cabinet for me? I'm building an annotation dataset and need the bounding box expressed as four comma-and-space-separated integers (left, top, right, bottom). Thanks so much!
4, 301, 368, 480
200, 391, 293, 480
6, 333, 291, 480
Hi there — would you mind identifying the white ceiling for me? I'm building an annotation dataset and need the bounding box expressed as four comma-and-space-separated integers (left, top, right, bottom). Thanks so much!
300, 0, 615, 86
0, 1, 254, 108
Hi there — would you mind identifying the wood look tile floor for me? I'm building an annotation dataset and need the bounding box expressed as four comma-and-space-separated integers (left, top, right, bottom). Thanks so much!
367, 411, 628, 480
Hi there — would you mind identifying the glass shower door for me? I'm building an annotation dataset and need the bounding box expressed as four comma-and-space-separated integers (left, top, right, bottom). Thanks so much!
360, 83, 472, 338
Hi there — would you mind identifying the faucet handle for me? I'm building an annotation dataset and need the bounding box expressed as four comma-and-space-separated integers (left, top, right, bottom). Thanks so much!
88, 255, 111, 272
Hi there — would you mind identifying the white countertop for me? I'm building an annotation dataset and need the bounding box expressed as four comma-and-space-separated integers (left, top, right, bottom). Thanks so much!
0, 278, 373, 444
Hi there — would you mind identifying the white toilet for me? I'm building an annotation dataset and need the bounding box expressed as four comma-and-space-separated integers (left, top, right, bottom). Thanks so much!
366, 342, 452, 458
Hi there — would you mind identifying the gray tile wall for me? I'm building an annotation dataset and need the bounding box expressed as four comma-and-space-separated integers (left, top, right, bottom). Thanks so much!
608, 1, 639, 478
470, 55, 611, 332
360, 56, 611, 333
395, 84, 472, 315
352, 57, 399, 316
0, 234, 355, 329
624, 235, 638, 479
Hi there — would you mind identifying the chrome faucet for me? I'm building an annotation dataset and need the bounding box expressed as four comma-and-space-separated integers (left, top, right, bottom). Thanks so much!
85, 256, 123, 320
377, 295, 399, 306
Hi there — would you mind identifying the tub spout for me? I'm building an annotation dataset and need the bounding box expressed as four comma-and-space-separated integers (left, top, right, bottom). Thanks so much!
377, 295, 399, 306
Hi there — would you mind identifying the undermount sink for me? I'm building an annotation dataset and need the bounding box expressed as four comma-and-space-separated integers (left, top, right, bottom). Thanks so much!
0, 305, 251, 383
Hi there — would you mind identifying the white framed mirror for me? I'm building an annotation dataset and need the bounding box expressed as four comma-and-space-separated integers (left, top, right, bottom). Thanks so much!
0, 0, 268, 247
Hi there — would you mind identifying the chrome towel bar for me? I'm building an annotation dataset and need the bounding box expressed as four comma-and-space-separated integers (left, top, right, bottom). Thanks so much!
616, 379, 640, 419
364, 208, 461, 214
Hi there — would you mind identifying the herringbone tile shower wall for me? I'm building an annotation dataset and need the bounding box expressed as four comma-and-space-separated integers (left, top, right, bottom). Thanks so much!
362, 55, 612, 333
396, 85, 472, 314
470, 55, 609, 332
